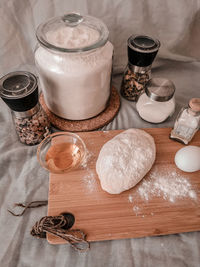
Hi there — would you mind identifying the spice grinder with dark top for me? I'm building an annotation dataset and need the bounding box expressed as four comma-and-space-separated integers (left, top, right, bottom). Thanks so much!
0, 71, 50, 145
121, 35, 160, 101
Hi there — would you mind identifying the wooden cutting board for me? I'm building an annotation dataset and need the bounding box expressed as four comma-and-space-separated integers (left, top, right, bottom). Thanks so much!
47, 128, 200, 244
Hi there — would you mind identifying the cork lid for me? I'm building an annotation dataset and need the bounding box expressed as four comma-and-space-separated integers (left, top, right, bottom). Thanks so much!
189, 98, 200, 112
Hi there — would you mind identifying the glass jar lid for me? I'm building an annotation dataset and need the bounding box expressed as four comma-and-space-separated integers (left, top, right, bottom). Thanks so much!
36, 13, 109, 53
145, 78, 175, 102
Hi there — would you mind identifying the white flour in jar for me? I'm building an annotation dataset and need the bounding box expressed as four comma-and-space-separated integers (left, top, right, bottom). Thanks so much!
46, 25, 100, 49
35, 25, 113, 120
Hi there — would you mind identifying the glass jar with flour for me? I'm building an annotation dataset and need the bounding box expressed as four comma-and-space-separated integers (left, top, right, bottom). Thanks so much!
35, 13, 113, 120
136, 78, 176, 123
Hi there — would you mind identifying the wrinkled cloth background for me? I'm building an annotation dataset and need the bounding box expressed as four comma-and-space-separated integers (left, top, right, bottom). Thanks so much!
0, 1, 200, 267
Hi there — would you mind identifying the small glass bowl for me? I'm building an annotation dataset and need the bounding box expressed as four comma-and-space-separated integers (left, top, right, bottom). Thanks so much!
37, 132, 86, 174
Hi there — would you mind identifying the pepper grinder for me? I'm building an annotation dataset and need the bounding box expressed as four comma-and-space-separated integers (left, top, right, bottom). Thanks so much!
121, 35, 160, 101
0, 71, 51, 145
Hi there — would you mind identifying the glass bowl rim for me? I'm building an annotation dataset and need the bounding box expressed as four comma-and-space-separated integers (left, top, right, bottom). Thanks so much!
37, 131, 87, 173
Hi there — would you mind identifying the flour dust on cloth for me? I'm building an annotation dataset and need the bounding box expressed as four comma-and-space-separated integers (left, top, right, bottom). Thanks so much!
96, 129, 156, 194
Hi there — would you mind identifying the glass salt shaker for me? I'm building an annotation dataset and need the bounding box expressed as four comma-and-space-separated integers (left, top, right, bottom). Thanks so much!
0, 71, 51, 145
136, 78, 176, 123
121, 35, 160, 101
170, 98, 200, 144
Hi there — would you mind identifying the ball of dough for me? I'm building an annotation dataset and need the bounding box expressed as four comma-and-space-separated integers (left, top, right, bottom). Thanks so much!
96, 129, 156, 194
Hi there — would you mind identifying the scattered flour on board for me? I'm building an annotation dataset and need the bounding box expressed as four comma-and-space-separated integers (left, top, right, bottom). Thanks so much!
137, 166, 197, 203
81, 149, 98, 192
128, 195, 133, 203
81, 149, 94, 168
133, 205, 140, 216
83, 169, 98, 193
128, 165, 198, 215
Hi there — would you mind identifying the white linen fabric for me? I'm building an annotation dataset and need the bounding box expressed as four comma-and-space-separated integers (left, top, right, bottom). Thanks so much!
0, 0, 200, 266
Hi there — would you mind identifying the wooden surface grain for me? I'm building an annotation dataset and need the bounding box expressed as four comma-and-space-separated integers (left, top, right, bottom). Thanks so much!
47, 128, 200, 244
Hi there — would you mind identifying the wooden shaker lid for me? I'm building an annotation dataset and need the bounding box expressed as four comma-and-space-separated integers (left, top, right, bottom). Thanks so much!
189, 98, 200, 112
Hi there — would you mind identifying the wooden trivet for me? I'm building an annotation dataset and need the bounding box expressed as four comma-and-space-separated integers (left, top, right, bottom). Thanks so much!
39, 86, 120, 132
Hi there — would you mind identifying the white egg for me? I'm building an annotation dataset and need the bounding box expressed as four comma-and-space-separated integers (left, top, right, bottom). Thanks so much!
175, 146, 200, 172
